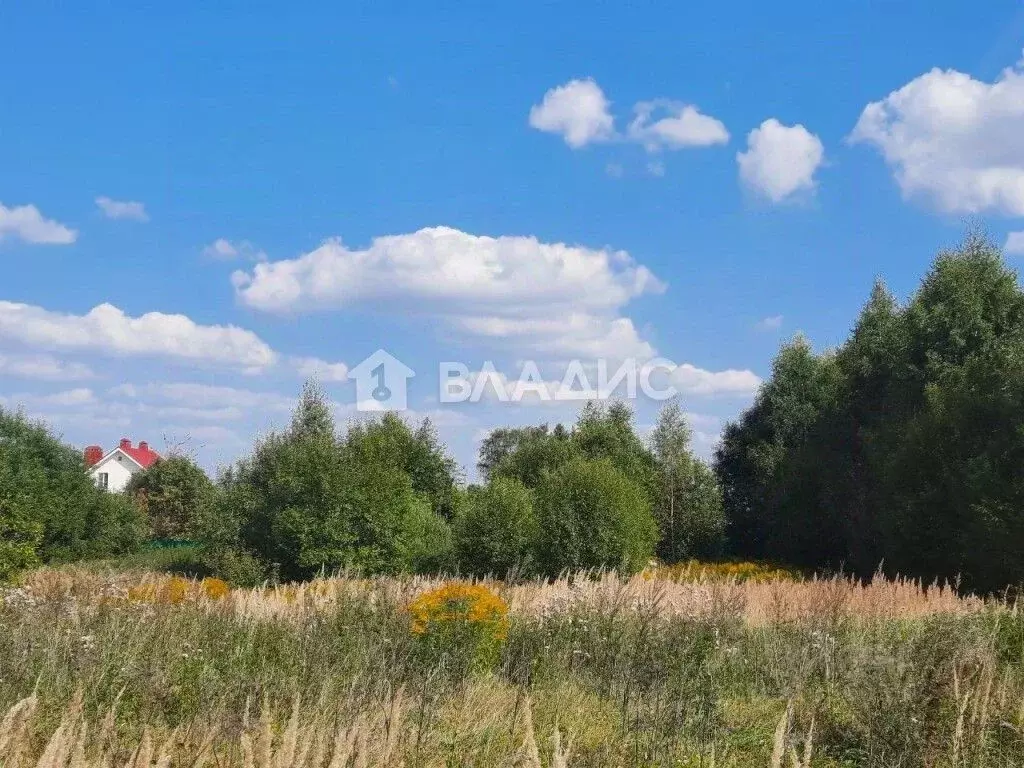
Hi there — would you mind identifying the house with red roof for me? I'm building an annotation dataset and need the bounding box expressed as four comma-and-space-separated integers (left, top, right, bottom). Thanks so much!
84, 438, 161, 492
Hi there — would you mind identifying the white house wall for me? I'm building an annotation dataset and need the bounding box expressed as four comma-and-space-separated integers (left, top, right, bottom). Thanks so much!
88, 452, 139, 493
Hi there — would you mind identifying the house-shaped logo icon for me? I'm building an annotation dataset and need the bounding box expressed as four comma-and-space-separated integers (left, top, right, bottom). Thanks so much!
347, 349, 415, 412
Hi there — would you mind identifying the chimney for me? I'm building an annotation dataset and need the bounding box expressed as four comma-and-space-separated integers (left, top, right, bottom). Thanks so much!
84, 445, 103, 468
138, 441, 149, 452
119, 437, 132, 451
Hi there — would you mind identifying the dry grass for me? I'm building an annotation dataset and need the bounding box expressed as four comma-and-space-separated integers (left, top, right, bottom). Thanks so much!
2, 565, 1022, 766
10, 564, 986, 626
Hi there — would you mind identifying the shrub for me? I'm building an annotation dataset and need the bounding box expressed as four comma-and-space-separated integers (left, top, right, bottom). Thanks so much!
398, 498, 455, 573
199, 384, 455, 581
0, 407, 144, 577
126, 455, 215, 541
0, 502, 42, 583
535, 457, 657, 575
455, 477, 538, 576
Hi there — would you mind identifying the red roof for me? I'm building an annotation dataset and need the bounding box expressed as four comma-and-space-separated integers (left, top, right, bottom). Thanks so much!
116, 438, 160, 469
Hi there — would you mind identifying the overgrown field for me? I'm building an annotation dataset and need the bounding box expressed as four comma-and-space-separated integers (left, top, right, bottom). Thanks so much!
3, 566, 1024, 767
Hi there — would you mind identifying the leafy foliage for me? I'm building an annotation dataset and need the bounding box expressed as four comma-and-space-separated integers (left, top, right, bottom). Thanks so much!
717, 234, 1024, 591
126, 455, 215, 540
535, 457, 657, 574
455, 476, 538, 576
202, 383, 460, 581
650, 400, 725, 562
0, 407, 143, 581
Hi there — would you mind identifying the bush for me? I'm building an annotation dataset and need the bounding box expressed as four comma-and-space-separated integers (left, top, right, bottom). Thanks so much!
0, 501, 42, 583
455, 477, 538, 576
126, 455, 215, 540
0, 407, 144, 579
398, 498, 455, 573
535, 457, 657, 575
199, 383, 458, 581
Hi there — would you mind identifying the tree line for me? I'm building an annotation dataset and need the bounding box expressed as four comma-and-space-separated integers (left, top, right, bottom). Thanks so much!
6, 233, 1024, 590
716, 234, 1024, 593
0, 388, 722, 584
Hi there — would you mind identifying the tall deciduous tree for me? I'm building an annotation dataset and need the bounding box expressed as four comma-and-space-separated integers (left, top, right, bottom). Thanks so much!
650, 400, 725, 562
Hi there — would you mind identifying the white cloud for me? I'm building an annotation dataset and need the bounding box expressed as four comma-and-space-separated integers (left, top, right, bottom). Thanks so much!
203, 238, 266, 261
110, 381, 294, 412
0, 203, 77, 245
95, 196, 149, 222
756, 315, 784, 331
0, 352, 94, 381
529, 78, 615, 148
0, 301, 277, 371
529, 80, 730, 162
628, 101, 730, 151
293, 356, 350, 382
670, 363, 761, 397
849, 58, 1024, 214
454, 313, 655, 360
1005, 232, 1024, 256
0, 387, 96, 410
738, 119, 824, 202
234, 226, 663, 359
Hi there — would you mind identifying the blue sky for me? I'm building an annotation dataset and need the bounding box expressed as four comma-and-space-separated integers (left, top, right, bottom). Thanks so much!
2, 2, 1024, 478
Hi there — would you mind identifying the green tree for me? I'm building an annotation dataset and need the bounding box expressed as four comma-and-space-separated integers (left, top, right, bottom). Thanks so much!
534, 457, 656, 574
0, 499, 42, 583
478, 425, 553, 481
455, 476, 538, 576
204, 383, 458, 581
650, 400, 725, 562
487, 424, 576, 489
0, 407, 143, 578
126, 455, 215, 540
344, 413, 461, 518
716, 336, 836, 562
397, 497, 455, 574
716, 234, 1024, 591
573, 400, 656, 494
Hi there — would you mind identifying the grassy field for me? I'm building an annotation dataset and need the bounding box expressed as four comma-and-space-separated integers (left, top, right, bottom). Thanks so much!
2, 564, 1023, 766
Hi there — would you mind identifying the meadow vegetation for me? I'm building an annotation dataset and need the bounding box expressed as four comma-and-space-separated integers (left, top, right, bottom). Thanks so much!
3, 565, 1022, 766
5, 234, 1024, 764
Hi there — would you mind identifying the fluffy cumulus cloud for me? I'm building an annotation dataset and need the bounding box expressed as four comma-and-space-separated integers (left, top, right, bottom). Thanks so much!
0, 352, 94, 381
454, 313, 655, 360
628, 100, 729, 151
670, 363, 761, 397
95, 196, 149, 221
1005, 232, 1024, 256
0, 202, 77, 244
738, 119, 825, 202
528, 78, 615, 148
0, 301, 277, 371
850, 58, 1024, 214
529, 79, 728, 157
234, 226, 664, 359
